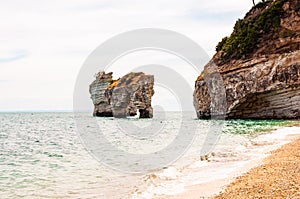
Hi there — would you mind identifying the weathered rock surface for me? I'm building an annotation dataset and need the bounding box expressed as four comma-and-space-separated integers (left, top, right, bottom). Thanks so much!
194, 0, 300, 119
89, 71, 154, 118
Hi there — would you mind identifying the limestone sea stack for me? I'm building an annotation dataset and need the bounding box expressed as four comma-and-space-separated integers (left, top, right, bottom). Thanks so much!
194, 0, 300, 119
89, 71, 154, 118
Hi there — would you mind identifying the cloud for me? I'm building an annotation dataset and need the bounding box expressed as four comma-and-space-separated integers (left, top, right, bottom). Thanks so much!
73, 2, 112, 11
0, 50, 27, 63
0, 0, 253, 111
187, 9, 244, 23
0, 79, 11, 83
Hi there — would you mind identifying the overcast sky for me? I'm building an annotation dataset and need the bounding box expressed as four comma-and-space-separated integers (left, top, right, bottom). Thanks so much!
0, 0, 253, 112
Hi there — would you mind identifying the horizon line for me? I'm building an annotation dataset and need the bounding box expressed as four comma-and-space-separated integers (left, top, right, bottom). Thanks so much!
0, 110, 188, 113
0, 110, 74, 113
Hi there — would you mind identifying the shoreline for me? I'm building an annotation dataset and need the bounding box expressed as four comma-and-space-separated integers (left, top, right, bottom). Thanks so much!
133, 124, 300, 199
215, 133, 300, 198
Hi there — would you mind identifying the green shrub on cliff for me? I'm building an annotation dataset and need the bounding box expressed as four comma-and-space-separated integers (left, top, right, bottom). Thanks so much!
216, 0, 286, 62
216, 36, 228, 52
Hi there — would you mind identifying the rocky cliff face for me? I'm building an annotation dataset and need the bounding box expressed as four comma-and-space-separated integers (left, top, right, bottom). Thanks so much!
194, 0, 300, 119
89, 72, 154, 118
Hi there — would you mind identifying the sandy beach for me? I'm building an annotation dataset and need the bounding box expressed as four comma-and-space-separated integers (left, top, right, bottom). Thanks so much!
144, 124, 300, 199
215, 133, 300, 198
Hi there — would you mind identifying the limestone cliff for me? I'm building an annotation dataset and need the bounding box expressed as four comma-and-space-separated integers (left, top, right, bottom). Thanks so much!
194, 0, 300, 119
89, 72, 154, 118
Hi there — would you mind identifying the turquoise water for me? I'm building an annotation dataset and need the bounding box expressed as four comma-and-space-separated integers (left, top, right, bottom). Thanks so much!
223, 119, 293, 134
0, 112, 294, 198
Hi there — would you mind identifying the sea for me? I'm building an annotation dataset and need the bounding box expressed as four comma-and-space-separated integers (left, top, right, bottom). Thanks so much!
0, 112, 298, 198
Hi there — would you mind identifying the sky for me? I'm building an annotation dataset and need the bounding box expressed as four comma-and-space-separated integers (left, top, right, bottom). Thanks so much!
0, 0, 253, 112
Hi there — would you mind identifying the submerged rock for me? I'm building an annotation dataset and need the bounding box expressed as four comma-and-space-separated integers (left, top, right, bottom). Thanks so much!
194, 0, 300, 119
89, 71, 154, 118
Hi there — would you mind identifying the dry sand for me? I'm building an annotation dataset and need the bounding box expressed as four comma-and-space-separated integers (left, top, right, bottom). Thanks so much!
215, 135, 300, 199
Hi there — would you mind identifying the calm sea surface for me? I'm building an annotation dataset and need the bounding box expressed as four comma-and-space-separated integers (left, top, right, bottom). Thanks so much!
0, 112, 292, 198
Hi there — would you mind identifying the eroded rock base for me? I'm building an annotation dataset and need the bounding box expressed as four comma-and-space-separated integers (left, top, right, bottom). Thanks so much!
228, 88, 300, 119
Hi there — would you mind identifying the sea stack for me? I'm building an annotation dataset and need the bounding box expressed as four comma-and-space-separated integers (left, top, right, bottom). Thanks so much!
194, 0, 300, 119
89, 71, 154, 118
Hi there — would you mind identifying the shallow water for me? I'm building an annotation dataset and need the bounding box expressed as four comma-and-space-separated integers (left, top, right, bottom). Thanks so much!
0, 112, 293, 198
